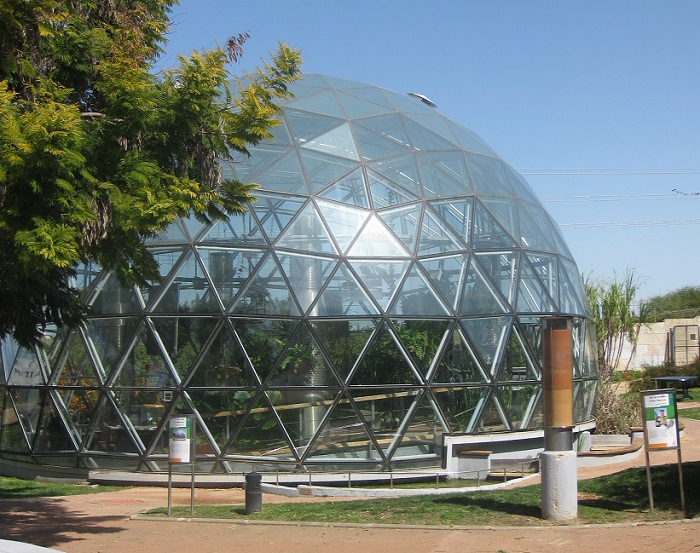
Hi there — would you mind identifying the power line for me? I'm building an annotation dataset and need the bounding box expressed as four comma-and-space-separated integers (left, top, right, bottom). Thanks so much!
560, 218, 700, 229
518, 168, 700, 175
542, 193, 682, 203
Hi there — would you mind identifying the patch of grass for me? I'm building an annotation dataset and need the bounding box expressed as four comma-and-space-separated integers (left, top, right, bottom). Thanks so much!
0, 476, 121, 499
148, 461, 698, 526
679, 407, 700, 420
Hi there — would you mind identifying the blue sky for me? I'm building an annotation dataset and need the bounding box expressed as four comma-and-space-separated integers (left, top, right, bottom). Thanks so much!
158, 0, 700, 301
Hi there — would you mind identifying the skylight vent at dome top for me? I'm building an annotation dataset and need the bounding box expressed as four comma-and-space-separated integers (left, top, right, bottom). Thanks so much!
0, 73, 597, 476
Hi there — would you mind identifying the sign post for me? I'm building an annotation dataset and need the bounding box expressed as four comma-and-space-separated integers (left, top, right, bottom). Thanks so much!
167, 414, 196, 515
640, 389, 684, 513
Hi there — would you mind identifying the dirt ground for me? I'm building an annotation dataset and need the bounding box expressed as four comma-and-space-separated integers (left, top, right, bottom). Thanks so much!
3, 411, 700, 553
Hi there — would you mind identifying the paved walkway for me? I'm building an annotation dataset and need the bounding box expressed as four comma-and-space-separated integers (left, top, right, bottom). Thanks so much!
1, 413, 700, 553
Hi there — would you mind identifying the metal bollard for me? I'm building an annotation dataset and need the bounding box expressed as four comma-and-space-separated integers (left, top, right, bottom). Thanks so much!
245, 471, 262, 514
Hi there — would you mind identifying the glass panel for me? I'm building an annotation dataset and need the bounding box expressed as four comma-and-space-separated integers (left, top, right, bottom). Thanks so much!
496, 328, 539, 382
405, 113, 459, 145
517, 259, 557, 313
7, 387, 44, 447
151, 316, 217, 379
285, 108, 344, 144
582, 323, 599, 378
1, 393, 31, 452
276, 203, 337, 255
253, 150, 307, 194
560, 257, 586, 316
429, 198, 473, 245
417, 157, 469, 198
287, 90, 346, 118
354, 113, 412, 149
523, 201, 571, 257
81, 394, 135, 453
417, 206, 465, 256
277, 253, 336, 315
431, 386, 488, 434
317, 167, 369, 208
312, 264, 380, 317
403, 116, 459, 151
340, 86, 395, 110
390, 392, 445, 462
420, 254, 468, 310
378, 204, 421, 256
367, 168, 420, 209
480, 197, 520, 247
432, 328, 489, 384
188, 389, 256, 452
55, 386, 100, 447
34, 398, 76, 453
527, 253, 559, 309
250, 193, 305, 242
186, 323, 256, 387
369, 154, 422, 195
312, 319, 379, 382
392, 319, 450, 380
498, 383, 541, 430
389, 264, 449, 317
349, 259, 410, 311
84, 317, 139, 379
198, 214, 265, 246
232, 318, 298, 384
266, 324, 340, 387
517, 316, 544, 369
145, 219, 188, 245
449, 121, 497, 156
461, 317, 511, 376
301, 122, 359, 161
299, 150, 358, 192
90, 274, 141, 315
350, 321, 420, 385
347, 215, 411, 258
467, 153, 513, 196
504, 164, 540, 203
316, 199, 370, 253
353, 125, 410, 161
337, 90, 393, 118
472, 200, 518, 249
112, 390, 165, 452
517, 203, 555, 251
474, 251, 519, 307
574, 379, 597, 422
152, 250, 219, 314
52, 332, 100, 386
230, 255, 301, 316
459, 258, 508, 316
73, 261, 101, 293
476, 392, 510, 432
230, 144, 290, 183
7, 347, 44, 386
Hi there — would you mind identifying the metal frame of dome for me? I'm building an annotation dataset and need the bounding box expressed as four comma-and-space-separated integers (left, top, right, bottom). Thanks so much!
0, 74, 598, 475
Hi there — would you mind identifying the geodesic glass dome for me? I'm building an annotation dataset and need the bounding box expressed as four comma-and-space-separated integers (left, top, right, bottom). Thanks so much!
0, 74, 598, 475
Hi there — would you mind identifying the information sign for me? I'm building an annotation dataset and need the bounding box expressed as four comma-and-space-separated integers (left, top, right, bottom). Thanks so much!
641, 390, 678, 450
169, 415, 193, 463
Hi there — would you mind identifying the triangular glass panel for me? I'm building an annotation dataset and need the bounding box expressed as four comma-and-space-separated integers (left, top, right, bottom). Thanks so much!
523, 202, 571, 257
527, 253, 559, 309
303, 392, 382, 463
431, 386, 488, 434
225, 392, 294, 459
145, 219, 188, 245
560, 257, 586, 306
318, 74, 367, 90
571, 317, 585, 378
517, 258, 557, 313
34, 397, 77, 454
348, 259, 410, 312
472, 200, 518, 249
253, 150, 307, 194
367, 168, 420, 209
82, 394, 138, 454
275, 203, 337, 254
151, 250, 219, 314
475, 391, 511, 432
55, 385, 100, 447
228, 144, 290, 183
301, 122, 359, 161
384, 90, 439, 115
461, 316, 511, 376
7, 346, 45, 386
151, 316, 217, 380
448, 121, 497, 156
354, 388, 422, 457
286, 76, 327, 96
316, 199, 370, 253
480, 197, 520, 245
378, 204, 422, 255
432, 327, 490, 384
285, 108, 344, 144
582, 323, 599, 378
467, 153, 514, 196
274, 388, 342, 457
266, 324, 340, 387
389, 265, 450, 317
420, 254, 468, 310
392, 319, 450, 380
311, 263, 380, 317
423, 151, 473, 192
368, 154, 422, 196
230, 255, 301, 316
354, 113, 412, 149
251, 193, 305, 242
73, 261, 101, 295
498, 383, 541, 430
417, 157, 469, 198
404, 113, 460, 146
140, 247, 188, 306
89, 274, 142, 315
353, 124, 411, 161
504, 164, 540, 204
182, 215, 207, 242
574, 379, 597, 422
111, 389, 167, 453
459, 258, 508, 316
6, 387, 44, 447
287, 90, 346, 118
474, 251, 519, 307
311, 319, 379, 383
317, 167, 369, 208
231, 318, 299, 385
517, 316, 544, 369
337, 90, 394, 118
1, 395, 32, 453
558, 262, 586, 316
195, 247, 241, 308
403, 116, 461, 151
187, 389, 254, 453
349, 321, 421, 385
389, 391, 447, 462
186, 322, 257, 387
51, 332, 101, 386
347, 214, 411, 258
340, 86, 395, 110
83, 317, 138, 379
417, 207, 465, 256
198, 214, 265, 246
517, 202, 555, 251
496, 327, 539, 382
299, 150, 358, 192
276, 253, 336, 315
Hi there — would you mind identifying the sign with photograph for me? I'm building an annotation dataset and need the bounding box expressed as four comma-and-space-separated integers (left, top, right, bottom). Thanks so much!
168, 415, 193, 463
641, 390, 679, 450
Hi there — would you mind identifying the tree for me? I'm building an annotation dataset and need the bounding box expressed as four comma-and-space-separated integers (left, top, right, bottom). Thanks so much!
0, 1, 302, 346
644, 285, 700, 322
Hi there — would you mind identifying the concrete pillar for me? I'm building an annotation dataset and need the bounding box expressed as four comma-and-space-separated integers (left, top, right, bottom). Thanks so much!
541, 317, 577, 521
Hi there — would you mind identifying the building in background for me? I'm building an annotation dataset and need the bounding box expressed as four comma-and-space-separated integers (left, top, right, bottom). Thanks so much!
0, 74, 598, 478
